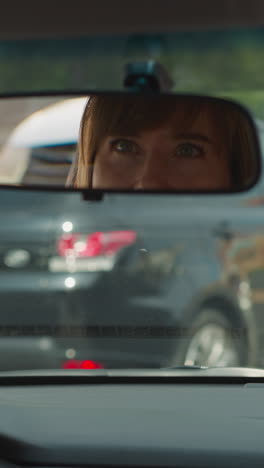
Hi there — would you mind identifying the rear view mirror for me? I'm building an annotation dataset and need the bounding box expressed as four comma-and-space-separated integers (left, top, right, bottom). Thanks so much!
0, 93, 260, 194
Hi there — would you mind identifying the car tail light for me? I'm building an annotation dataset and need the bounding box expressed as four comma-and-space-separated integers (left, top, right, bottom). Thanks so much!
62, 359, 104, 369
58, 230, 137, 258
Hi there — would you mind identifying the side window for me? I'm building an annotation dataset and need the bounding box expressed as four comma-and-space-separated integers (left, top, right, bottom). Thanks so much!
21, 144, 77, 185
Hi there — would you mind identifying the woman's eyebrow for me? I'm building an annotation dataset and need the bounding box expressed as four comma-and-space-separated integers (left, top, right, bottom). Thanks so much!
109, 133, 140, 138
173, 132, 214, 144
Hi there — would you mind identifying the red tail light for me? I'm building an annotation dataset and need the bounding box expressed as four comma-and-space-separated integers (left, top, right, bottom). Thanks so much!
62, 359, 104, 369
58, 230, 137, 258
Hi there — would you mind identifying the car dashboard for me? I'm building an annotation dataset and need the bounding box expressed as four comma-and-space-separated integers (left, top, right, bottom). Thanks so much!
0, 370, 263, 468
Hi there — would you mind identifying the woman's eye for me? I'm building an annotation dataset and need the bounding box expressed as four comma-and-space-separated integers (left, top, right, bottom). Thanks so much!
111, 139, 138, 154
175, 143, 204, 158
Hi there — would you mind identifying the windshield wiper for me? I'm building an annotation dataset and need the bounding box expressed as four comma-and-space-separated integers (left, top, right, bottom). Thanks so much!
165, 365, 208, 370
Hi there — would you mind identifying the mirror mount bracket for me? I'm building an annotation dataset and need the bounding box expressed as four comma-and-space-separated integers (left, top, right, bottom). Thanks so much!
81, 190, 104, 202
123, 61, 174, 92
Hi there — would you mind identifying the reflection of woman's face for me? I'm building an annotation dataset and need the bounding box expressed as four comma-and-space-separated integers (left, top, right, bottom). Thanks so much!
92, 108, 232, 190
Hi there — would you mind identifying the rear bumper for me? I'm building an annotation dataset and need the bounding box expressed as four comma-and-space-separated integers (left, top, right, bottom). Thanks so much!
0, 271, 184, 370
0, 334, 187, 371
0, 336, 64, 371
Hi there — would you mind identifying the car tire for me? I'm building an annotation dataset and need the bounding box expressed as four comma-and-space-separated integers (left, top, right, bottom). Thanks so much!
172, 308, 248, 367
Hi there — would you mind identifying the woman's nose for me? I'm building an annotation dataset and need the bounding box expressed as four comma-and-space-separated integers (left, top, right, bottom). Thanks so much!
133, 156, 167, 189
134, 176, 165, 189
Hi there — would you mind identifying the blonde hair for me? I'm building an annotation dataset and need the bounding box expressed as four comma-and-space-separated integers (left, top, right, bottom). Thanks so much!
67, 95, 258, 189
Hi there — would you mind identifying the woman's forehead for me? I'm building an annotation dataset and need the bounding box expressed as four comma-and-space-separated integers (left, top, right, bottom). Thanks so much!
109, 106, 224, 143
170, 108, 221, 142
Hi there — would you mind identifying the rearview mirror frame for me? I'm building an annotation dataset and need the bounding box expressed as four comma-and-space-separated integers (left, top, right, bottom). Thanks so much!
0, 90, 260, 199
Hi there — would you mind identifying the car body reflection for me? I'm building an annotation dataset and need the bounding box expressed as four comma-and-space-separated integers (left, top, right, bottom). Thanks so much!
0, 190, 263, 370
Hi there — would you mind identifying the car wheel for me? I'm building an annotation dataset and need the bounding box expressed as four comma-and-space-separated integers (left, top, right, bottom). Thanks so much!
174, 308, 247, 367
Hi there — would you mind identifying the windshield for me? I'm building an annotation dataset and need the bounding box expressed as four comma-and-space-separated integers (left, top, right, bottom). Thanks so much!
2, 27, 264, 372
